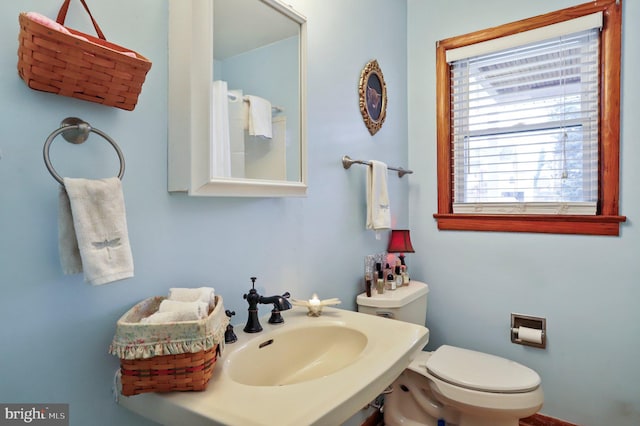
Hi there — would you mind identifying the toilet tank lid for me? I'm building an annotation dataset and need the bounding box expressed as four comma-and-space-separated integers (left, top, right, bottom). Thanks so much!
425, 345, 541, 393
356, 281, 429, 308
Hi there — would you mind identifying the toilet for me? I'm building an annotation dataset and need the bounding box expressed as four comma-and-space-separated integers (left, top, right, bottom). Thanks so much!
356, 281, 543, 426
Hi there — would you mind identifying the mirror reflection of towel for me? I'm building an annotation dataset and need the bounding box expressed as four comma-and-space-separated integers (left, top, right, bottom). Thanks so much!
366, 161, 391, 231
245, 95, 272, 138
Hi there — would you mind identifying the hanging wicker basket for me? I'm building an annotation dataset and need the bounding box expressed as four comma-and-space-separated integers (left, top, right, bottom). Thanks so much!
17, 0, 152, 111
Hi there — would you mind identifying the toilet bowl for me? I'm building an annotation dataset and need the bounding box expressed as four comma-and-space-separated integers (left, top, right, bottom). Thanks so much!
356, 281, 543, 426
383, 347, 543, 426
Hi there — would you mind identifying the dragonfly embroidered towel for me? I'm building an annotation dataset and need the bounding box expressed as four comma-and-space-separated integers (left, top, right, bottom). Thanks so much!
366, 160, 391, 231
58, 177, 134, 285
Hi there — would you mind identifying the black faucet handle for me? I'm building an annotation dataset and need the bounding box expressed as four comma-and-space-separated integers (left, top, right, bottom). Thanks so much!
280, 292, 292, 311
224, 310, 238, 344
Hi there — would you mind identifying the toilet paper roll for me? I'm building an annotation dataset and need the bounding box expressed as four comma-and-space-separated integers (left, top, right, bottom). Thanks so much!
517, 326, 543, 344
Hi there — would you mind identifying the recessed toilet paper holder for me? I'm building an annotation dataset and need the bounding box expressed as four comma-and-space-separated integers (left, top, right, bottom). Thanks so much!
510, 313, 546, 349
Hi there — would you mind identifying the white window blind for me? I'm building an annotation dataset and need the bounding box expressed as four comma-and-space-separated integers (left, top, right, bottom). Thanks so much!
450, 21, 601, 215
446, 13, 602, 63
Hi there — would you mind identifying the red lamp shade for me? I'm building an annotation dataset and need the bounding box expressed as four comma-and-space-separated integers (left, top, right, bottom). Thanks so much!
387, 229, 415, 253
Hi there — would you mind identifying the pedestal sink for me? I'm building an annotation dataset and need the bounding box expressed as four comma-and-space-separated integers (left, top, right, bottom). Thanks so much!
118, 306, 429, 426
227, 324, 368, 386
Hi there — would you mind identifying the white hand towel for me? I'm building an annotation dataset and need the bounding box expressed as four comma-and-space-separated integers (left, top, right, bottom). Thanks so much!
140, 311, 200, 324
158, 300, 209, 319
366, 160, 391, 231
168, 287, 216, 309
58, 186, 83, 275
245, 95, 272, 138
58, 177, 134, 285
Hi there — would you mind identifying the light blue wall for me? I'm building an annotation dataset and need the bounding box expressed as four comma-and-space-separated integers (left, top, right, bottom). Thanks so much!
8, 1, 633, 425
0, 1, 407, 425
220, 36, 298, 107
408, 1, 640, 425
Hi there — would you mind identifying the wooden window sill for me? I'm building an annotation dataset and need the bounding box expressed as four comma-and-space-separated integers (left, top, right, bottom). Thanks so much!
433, 214, 627, 236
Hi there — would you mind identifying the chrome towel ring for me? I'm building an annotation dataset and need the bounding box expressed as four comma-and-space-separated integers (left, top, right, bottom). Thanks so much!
43, 117, 125, 185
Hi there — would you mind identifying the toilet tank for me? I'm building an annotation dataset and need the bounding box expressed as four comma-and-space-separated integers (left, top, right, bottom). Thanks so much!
356, 281, 429, 325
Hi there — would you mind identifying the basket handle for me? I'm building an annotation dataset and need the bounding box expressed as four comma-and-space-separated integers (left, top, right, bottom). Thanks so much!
56, 0, 106, 40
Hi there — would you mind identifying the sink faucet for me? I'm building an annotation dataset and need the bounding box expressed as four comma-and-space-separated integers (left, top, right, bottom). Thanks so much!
243, 277, 292, 333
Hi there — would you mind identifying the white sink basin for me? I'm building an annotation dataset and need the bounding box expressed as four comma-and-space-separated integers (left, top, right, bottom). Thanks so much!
228, 324, 368, 386
118, 307, 429, 426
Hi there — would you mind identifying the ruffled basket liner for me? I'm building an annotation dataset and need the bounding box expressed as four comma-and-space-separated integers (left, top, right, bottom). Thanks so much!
109, 295, 228, 360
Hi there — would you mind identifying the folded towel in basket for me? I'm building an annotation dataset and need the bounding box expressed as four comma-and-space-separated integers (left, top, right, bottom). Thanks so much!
58, 177, 134, 285
169, 287, 216, 309
158, 299, 209, 319
140, 310, 201, 324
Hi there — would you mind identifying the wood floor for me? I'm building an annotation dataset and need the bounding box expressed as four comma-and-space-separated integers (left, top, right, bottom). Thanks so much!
520, 413, 579, 426
364, 411, 579, 426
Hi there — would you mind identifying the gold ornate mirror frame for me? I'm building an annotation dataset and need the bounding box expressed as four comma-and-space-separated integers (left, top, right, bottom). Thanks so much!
359, 59, 387, 136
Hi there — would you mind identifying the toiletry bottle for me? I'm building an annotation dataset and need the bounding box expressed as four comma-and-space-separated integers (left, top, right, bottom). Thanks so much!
376, 270, 385, 294
399, 256, 410, 285
386, 269, 396, 291
401, 265, 410, 286
395, 265, 403, 289
364, 255, 374, 295
384, 263, 391, 290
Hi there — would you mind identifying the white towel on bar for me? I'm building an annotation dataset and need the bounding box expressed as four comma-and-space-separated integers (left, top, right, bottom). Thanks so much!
366, 160, 391, 231
58, 177, 134, 285
245, 95, 272, 138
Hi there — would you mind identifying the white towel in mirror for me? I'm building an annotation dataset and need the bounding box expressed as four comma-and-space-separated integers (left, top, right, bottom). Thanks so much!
245, 95, 273, 139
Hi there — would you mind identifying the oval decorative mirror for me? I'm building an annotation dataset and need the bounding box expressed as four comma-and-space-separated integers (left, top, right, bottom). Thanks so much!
168, 0, 307, 197
359, 59, 387, 136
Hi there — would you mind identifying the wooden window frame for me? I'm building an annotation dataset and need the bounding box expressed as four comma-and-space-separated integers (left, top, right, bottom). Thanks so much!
434, 0, 626, 236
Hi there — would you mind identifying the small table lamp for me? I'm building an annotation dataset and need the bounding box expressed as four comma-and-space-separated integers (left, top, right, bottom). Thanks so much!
387, 229, 415, 268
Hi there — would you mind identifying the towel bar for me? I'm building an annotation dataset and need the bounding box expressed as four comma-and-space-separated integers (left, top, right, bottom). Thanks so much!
43, 117, 125, 185
342, 155, 413, 178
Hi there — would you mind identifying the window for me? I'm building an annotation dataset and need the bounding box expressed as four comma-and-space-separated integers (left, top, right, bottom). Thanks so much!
434, 0, 625, 236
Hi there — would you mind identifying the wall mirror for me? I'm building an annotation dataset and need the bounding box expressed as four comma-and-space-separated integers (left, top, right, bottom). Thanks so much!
168, 0, 307, 197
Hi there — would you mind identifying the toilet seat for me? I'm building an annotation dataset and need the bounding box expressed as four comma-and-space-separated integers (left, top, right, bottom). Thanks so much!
425, 345, 541, 393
